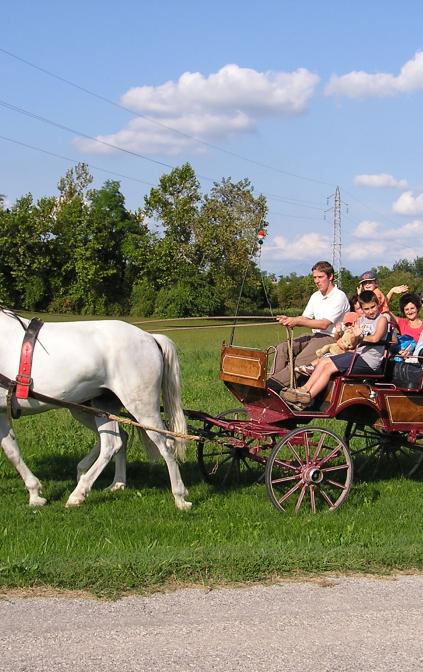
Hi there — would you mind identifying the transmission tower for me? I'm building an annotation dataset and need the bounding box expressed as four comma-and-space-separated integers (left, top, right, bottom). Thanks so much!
325, 186, 347, 288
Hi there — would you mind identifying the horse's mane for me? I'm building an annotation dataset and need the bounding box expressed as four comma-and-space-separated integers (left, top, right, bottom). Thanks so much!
0, 305, 28, 329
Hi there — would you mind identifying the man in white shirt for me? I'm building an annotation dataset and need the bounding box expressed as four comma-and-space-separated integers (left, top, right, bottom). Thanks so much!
268, 261, 350, 390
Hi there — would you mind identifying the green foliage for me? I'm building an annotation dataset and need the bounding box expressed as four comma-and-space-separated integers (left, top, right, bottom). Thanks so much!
2, 161, 423, 318
130, 279, 156, 317
154, 279, 220, 318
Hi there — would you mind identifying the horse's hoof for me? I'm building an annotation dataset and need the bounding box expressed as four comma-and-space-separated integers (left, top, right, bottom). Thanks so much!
65, 496, 83, 508
106, 482, 126, 492
176, 499, 192, 511
29, 496, 47, 507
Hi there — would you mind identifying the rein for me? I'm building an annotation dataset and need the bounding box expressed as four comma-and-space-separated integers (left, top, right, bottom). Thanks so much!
286, 326, 296, 389
0, 371, 200, 441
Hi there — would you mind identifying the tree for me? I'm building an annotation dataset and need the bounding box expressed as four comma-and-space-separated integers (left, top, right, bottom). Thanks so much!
59, 179, 137, 313
49, 166, 92, 312
57, 163, 93, 201
144, 163, 201, 288
195, 177, 268, 312
1, 194, 57, 310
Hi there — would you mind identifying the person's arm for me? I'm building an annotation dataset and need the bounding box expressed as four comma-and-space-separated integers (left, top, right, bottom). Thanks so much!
386, 285, 409, 303
276, 315, 332, 330
334, 321, 344, 341
360, 316, 388, 344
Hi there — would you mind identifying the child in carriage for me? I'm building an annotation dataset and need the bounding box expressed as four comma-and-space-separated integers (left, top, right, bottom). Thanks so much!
295, 311, 359, 377
281, 290, 389, 410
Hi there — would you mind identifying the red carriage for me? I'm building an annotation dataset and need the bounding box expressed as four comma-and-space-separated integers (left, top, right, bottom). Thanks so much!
187, 342, 423, 513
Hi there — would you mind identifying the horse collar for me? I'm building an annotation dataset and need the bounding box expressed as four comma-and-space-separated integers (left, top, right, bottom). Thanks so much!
15, 318, 44, 399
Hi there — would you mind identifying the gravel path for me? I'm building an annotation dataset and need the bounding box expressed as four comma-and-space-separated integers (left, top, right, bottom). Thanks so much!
1, 575, 423, 671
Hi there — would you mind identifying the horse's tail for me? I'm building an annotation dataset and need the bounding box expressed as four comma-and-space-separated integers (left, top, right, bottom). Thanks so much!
151, 333, 187, 461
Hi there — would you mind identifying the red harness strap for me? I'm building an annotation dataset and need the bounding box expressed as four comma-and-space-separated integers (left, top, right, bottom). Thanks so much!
16, 318, 44, 399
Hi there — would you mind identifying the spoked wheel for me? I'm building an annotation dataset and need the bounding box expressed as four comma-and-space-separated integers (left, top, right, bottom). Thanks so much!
265, 426, 353, 513
345, 421, 423, 478
197, 408, 273, 487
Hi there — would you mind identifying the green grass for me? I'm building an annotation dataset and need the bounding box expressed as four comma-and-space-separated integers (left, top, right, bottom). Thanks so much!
1, 319, 423, 596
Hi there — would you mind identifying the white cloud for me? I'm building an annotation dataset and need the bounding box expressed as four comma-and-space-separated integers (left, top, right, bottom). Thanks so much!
354, 173, 408, 189
392, 191, 423, 215
342, 218, 423, 262
262, 220, 423, 272
0, 197, 12, 209
353, 220, 381, 237
343, 241, 388, 260
263, 232, 330, 261
74, 64, 319, 155
352, 218, 423, 240
325, 51, 423, 98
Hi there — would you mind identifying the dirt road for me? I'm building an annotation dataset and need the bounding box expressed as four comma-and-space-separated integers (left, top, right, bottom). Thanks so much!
1, 575, 423, 671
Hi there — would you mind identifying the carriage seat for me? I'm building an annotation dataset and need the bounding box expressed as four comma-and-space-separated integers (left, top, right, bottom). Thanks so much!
340, 330, 393, 383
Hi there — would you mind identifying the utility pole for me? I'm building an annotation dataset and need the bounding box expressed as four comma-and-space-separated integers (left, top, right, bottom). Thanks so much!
325, 186, 347, 288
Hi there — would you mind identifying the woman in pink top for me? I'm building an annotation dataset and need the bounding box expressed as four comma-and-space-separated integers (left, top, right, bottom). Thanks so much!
396, 293, 423, 340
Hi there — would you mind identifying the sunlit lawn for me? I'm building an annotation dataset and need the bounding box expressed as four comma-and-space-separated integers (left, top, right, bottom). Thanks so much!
1, 316, 423, 596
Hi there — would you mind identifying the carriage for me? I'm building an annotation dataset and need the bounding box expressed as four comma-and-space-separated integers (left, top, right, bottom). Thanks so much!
2, 306, 423, 513
186, 341, 423, 513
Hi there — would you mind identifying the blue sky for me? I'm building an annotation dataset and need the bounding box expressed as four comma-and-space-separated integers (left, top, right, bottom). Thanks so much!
2, 0, 423, 277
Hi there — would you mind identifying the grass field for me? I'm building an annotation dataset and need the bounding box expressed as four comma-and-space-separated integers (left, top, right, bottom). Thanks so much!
1, 317, 423, 596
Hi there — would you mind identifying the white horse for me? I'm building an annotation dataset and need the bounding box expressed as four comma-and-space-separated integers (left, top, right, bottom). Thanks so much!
0, 308, 191, 510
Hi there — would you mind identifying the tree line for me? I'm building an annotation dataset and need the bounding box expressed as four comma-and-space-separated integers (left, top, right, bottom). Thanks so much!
1, 162, 422, 317
0, 163, 270, 316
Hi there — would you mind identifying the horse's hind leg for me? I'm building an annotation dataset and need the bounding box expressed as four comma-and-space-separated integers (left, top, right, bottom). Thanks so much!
66, 416, 124, 507
70, 409, 128, 491
144, 427, 192, 511
0, 414, 46, 506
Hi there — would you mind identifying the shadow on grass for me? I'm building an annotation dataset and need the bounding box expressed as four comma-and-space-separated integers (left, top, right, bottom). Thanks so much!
31, 454, 210, 490
352, 452, 423, 484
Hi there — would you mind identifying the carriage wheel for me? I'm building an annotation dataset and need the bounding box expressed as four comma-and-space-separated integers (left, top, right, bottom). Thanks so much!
344, 421, 423, 478
265, 426, 353, 513
197, 408, 272, 487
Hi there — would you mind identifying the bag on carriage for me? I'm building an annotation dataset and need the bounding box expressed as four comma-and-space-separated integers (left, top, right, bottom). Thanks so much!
391, 361, 423, 390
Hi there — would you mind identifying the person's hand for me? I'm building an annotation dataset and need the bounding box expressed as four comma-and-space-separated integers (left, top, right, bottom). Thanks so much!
390, 285, 409, 295
353, 323, 363, 339
398, 345, 414, 359
276, 315, 299, 327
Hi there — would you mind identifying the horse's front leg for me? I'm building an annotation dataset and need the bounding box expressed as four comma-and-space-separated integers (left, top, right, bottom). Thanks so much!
0, 414, 46, 506
66, 417, 123, 507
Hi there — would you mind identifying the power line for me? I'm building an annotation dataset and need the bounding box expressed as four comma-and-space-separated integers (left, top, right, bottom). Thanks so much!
268, 209, 323, 221
0, 46, 335, 188
342, 187, 402, 230
3, 48, 415, 226
0, 97, 199, 176
0, 102, 328, 216
5, 48, 398, 226
0, 133, 323, 223
0, 134, 156, 187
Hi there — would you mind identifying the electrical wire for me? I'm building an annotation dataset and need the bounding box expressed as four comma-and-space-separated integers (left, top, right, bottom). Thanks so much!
0, 134, 156, 187
0, 46, 335, 188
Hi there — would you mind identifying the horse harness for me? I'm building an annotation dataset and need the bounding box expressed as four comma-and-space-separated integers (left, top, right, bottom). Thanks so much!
0, 315, 198, 440
2, 317, 44, 421
0, 316, 108, 423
